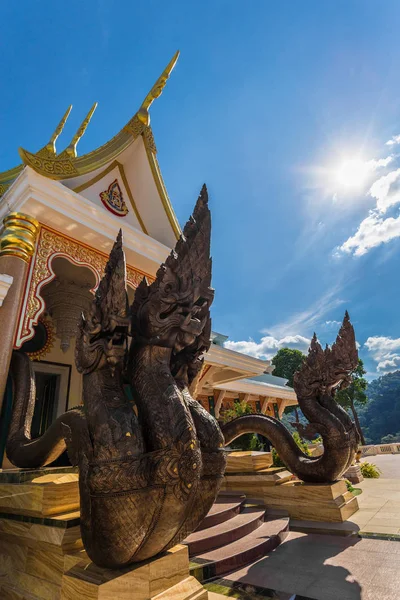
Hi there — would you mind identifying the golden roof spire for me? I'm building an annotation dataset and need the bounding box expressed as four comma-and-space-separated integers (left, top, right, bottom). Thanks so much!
60, 102, 98, 158
11, 52, 180, 189
35, 105, 72, 158
137, 50, 180, 126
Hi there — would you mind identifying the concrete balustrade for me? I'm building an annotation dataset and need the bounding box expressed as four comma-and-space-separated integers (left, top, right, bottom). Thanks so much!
360, 443, 400, 456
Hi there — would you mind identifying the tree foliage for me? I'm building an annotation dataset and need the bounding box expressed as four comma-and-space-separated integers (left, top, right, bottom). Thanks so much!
335, 359, 368, 445
272, 431, 311, 467
381, 432, 400, 444
359, 370, 400, 443
271, 348, 306, 388
272, 348, 306, 423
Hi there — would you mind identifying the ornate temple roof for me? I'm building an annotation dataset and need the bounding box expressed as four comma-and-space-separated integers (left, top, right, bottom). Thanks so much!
0, 52, 181, 246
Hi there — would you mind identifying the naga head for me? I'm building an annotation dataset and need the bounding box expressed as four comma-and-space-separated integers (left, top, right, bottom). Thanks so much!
171, 309, 212, 389
131, 185, 214, 354
294, 311, 358, 400
75, 231, 130, 374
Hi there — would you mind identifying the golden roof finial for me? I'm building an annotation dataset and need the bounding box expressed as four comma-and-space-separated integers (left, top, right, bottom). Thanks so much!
61, 102, 98, 158
137, 50, 180, 126
35, 105, 72, 157
46, 105, 72, 154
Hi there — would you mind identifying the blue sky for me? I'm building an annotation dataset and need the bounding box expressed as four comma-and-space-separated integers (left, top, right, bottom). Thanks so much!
3, 2, 400, 379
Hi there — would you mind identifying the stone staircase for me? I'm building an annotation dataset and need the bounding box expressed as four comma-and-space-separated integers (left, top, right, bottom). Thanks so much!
185, 493, 289, 583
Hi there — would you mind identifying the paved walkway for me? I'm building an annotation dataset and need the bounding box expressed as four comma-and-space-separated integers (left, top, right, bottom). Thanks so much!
225, 532, 400, 600
351, 455, 400, 536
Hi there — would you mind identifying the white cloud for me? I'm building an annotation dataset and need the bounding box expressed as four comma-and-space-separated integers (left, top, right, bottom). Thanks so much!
369, 168, 400, 213
263, 287, 345, 339
364, 336, 400, 373
224, 334, 310, 360
225, 288, 348, 361
340, 212, 400, 256
386, 134, 400, 146
368, 156, 394, 169
336, 140, 400, 256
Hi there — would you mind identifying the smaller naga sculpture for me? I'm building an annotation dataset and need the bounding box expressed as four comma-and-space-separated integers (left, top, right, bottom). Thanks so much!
222, 312, 360, 483
7, 186, 226, 569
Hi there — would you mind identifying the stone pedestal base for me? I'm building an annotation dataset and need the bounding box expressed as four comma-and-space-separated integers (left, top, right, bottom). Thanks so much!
0, 467, 79, 517
221, 467, 293, 494
0, 468, 207, 600
61, 546, 207, 600
342, 464, 364, 484
226, 451, 272, 473
221, 472, 359, 523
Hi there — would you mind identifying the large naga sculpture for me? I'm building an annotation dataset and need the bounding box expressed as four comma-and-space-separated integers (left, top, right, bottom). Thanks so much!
221, 312, 360, 483
7, 186, 226, 568
6, 184, 360, 569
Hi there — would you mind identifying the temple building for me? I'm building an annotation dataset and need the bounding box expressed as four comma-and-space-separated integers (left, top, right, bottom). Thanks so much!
0, 53, 297, 467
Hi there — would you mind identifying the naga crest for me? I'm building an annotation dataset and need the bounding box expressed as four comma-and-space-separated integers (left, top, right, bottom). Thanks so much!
293, 311, 358, 400
75, 231, 129, 374
131, 184, 214, 353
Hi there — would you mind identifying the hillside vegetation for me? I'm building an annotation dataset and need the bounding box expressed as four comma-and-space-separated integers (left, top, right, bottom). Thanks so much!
358, 370, 400, 444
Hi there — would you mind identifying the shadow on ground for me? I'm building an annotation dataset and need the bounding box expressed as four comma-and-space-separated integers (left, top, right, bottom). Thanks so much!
224, 532, 363, 600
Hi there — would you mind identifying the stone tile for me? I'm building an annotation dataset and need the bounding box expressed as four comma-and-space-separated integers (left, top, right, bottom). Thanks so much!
361, 524, 399, 534
370, 566, 400, 590
362, 587, 400, 600
225, 532, 400, 600
366, 517, 400, 528
304, 579, 362, 600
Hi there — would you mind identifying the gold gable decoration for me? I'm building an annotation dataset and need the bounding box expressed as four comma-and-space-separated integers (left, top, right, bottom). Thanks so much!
0, 51, 181, 240
0, 52, 179, 186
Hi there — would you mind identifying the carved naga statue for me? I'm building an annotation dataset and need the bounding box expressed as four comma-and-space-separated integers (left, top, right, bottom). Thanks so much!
221, 312, 360, 483
7, 185, 226, 568
6, 184, 360, 569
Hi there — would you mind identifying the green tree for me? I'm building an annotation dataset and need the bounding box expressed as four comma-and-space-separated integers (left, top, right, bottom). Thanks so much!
335, 359, 368, 446
271, 348, 305, 422
381, 432, 400, 444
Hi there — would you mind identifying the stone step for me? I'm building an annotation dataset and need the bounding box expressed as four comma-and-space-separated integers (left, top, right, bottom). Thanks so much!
184, 508, 265, 556
289, 518, 360, 537
195, 495, 245, 531
190, 517, 289, 582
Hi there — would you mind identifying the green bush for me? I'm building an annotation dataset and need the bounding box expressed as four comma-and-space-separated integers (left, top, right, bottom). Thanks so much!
249, 434, 263, 451
360, 461, 381, 478
292, 431, 311, 456
345, 479, 355, 493
272, 447, 285, 467
311, 435, 323, 445
272, 431, 310, 468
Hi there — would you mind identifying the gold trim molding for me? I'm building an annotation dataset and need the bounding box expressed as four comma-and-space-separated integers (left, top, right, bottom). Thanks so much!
73, 160, 148, 234
142, 131, 181, 240
14, 225, 154, 348
0, 213, 40, 263
26, 316, 56, 361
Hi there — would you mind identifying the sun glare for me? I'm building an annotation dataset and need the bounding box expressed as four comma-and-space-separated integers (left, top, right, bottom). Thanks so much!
334, 158, 370, 189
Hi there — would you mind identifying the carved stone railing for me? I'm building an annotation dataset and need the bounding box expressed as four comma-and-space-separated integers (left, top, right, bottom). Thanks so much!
359, 443, 400, 456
